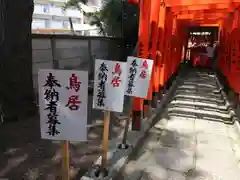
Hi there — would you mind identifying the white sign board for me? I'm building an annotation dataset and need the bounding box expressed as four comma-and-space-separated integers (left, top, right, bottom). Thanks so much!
125, 56, 153, 98
38, 69, 88, 141
93, 59, 127, 112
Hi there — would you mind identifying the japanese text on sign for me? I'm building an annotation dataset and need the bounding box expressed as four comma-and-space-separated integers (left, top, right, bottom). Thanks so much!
65, 74, 81, 110
97, 62, 108, 107
126, 60, 138, 94
125, 56, 153, 98
139, 60, 148, 79
93, 59, 127, 112
44, 73, 61, 136
111, 63, 122, 87
38, 69, 88, 141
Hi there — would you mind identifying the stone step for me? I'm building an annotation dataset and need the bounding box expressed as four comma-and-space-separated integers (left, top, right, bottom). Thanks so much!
174, 91, 222, 100
170, 100, 228, 111
173, 94, 224, 104
167, 107, 232, 120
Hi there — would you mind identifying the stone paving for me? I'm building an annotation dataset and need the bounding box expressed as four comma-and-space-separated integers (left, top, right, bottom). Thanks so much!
117, 70, 240, 180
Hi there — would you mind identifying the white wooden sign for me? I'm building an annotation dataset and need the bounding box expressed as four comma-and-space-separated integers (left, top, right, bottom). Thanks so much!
38, 69, 88, 141
125, 56, 153, 98
93, 59, 127, 112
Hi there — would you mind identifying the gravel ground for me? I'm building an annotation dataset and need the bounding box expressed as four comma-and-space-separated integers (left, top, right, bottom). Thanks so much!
0, 95, 130, 180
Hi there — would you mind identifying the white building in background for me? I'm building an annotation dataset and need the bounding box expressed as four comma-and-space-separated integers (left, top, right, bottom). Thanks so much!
32, 0, 102, 36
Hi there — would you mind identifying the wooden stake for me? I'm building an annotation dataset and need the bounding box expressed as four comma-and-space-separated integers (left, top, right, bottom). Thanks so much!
101, 111, 111, 169
62, 140, 70, 180
122, 97, 134, 145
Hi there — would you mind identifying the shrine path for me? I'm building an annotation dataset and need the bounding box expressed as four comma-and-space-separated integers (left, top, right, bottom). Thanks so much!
116, 70, 240, 180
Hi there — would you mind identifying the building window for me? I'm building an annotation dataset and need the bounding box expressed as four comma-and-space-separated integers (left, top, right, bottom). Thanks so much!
63, 21, 69, 28
43, 5, 49, 13
32, 19, 46, 29
45, 20, 51, 28
71, 19, 77, 24
51, 20, 63, 29
76, 18, 82, 24
84, 30, 90, 36
61, 9, 66, 15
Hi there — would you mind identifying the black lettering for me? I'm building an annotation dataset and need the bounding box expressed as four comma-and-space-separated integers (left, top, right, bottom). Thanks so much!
126, 60, 138, 94
43, 73, 61, 136
97, 63, 108, 107
44, 73, 61, 89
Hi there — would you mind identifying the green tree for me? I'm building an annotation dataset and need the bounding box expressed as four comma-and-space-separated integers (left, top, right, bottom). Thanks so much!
63, 0, 87, 11
0, 0, 36, 122
85, 11, 106, 36
64, 0, 139, 45
88, 0, 139, 41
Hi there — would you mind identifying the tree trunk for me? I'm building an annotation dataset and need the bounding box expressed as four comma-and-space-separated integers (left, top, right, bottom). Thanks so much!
0, 0, 36, 122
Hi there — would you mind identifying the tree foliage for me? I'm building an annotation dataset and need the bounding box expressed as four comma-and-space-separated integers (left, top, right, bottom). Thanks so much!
64, 0, 139, 45
90, 0, 139, 43
63, 0, 87, 10
86, 11, 106, 36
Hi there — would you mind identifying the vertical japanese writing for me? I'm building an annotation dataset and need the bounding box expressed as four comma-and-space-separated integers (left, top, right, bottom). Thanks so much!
126, 60, 138, 94
139, 60, 148, 79
111, 63, 122, 87
44, 73, 61, 136
97, 62, 108, 107
66, 73, 81, 110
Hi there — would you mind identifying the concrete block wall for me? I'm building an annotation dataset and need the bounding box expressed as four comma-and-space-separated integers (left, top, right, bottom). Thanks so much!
32, 34, 124, 94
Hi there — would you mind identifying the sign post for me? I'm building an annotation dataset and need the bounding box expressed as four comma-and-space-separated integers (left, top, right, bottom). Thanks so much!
119, 97, 134, 149
101, 111, 111, 170
92, 59, 127, 176
62, 140, 70, 180
118, 56, 153, 149
38, 69, 88, 180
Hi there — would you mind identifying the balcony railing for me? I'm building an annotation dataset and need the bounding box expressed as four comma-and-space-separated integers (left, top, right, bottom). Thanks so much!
33, 4, 83, 18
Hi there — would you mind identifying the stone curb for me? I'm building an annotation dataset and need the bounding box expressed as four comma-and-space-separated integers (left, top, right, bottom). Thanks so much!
215, 75, 240, 164
215, 75, 240, 126
80, 75, 180, 180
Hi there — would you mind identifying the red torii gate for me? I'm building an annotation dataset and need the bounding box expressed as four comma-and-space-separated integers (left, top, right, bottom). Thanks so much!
128, 0, 240, 130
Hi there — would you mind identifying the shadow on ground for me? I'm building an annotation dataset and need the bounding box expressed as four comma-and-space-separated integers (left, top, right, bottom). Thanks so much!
0, 95, 131, 179
115, 69, 234, 180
